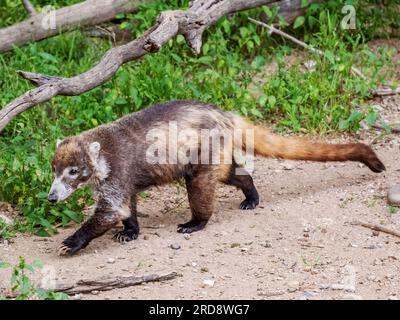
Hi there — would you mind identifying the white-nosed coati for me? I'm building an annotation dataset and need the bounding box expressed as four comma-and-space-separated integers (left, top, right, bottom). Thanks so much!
48, 100, 385, 255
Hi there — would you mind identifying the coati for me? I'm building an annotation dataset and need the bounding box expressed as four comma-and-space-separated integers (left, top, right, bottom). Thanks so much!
48, 100, 385, 255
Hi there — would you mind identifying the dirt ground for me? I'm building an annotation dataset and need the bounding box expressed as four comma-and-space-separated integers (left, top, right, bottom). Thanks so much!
1, 42, 400, 300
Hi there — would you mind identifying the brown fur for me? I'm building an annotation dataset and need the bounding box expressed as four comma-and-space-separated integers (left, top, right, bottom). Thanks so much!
50, 100, 385, 255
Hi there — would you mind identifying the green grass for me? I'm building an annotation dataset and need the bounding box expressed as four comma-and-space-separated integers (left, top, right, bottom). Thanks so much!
0, 0, 397, 237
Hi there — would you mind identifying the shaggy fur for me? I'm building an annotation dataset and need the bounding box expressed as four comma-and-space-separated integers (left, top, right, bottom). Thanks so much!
49, 100, 385, 255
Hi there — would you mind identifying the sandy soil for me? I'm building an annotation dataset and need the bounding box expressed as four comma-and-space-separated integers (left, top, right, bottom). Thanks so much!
1, 125, 399, 300
1, 41, 399, 300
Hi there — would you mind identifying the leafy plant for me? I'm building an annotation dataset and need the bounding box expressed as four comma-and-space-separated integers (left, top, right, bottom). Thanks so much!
0, 257, 69, 300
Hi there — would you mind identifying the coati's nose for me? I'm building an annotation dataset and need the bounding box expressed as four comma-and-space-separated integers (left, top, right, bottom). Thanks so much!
48, 192, 58, 203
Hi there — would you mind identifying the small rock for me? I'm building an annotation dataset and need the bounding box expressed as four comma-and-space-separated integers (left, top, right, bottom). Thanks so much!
203, 279, 215, 287
282, 163, 295, 170
387, 184, 400, 206
388, 296, 398, 300
91, 290, 99, 295
260, 241, 272, 248
191, 262, 197, 267
184, 233, 191, 240
143, 235, 149, 240
72, 294, 82, 300
107, 258, 115, 264
240, 247, 249, 252
97, 264, 105, 269
170, 243, 181, 250
372, 230, 379, 237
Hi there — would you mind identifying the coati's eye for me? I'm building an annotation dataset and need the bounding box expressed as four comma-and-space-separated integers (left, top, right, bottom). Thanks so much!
69, 168, 79, 176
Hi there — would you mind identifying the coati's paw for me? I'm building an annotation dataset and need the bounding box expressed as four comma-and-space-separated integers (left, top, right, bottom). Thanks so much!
58, 242, 81, 256
114, 229, 139, 243
58, 237, 87, 256
58, 245, 72, 256
239, 198, 259, 210
177, 219, 207, 234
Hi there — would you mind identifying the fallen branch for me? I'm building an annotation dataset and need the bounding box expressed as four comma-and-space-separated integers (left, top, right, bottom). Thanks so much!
0, 0, 146, 53
372, 86, 400, 97
371, 124, 400, 134
0, 0, 312, 133
56, 271, 179, 295
3, 271, 179, 298
351, 221, 400, 239
21, 0, 37, 17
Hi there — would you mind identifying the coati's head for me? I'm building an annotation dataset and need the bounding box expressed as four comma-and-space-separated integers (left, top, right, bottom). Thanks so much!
48, 138, 107, 203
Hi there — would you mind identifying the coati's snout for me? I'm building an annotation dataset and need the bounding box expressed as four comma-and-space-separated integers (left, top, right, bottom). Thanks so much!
48, 139, 103, 203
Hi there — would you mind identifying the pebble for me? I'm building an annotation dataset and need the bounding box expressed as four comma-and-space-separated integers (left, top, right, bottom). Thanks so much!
107, 258, 115, 264
143, 235, 149, 240
260, 241, 272, 248
184, 234, 191, 240
170, 243, 181, 250
91, 290, 99, 295
203, 279, 215, 287
388, 184, 400, 206
72, 294, 82, 300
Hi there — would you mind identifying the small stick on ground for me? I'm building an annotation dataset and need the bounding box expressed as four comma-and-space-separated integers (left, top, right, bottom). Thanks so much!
351, 221, 400, 239
55, 271, 179, 295
371, 124, 400, 134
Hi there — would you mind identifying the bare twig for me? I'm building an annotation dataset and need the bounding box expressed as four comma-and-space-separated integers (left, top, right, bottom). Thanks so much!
372, 86, 400, 97
0, 0, 316, 133
351, 221, 400, 239
249, 18, 367, 79
371, 124, 400, 134
55, 271, 179, 295
21, 0, 36, 17
3, 271, 179, 298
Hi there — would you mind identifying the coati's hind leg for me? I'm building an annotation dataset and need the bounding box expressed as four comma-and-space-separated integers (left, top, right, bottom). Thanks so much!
114, 195, 140, 243
220, 162, 259, 210
177, 169, 216, 234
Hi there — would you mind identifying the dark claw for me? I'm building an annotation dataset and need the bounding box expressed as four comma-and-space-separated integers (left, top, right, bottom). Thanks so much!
177, 219, 208, 234
239, 198, 259, 210
114, 229, 139, 243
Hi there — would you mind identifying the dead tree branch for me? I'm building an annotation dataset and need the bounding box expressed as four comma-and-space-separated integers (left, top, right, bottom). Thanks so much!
0, 0, 311, 133
0, 0, 146, 53
21, 0, 37, 17
351, 221, 400, 239
371, 124, 400, 134
55, 271, 179, 295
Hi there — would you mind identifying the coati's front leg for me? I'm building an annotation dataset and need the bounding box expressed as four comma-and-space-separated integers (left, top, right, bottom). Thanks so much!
114, 195, 140, 243
59, 198, 131, 256
178, 170, 216, 234
220, 162, 259, 210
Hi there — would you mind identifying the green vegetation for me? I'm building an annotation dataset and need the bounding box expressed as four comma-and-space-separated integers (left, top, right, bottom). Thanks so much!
0, 0, 398, 237
0, 257, 69, 300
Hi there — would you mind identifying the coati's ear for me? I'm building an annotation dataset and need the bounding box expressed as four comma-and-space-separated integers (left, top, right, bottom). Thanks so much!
89, 141, 101, 159
56, 139, 62, 148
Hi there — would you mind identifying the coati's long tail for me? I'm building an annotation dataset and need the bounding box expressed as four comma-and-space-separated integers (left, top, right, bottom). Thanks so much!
237, 119, 386, 173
